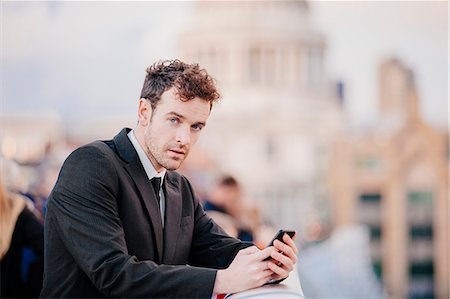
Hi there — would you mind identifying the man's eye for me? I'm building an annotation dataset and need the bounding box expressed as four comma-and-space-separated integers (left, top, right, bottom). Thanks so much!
192, 124, 203, 131
169, 118, 179, 124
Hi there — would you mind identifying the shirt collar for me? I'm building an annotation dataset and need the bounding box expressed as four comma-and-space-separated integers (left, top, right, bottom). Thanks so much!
127, 129, 166, 185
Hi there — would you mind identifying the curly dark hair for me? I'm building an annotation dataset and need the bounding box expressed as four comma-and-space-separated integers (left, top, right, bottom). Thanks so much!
140, 59, 220, 110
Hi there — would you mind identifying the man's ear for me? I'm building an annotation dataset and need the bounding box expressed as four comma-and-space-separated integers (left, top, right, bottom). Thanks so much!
137, 98, 152, 126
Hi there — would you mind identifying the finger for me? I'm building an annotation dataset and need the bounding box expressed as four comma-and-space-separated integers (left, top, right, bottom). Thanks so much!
270, 250, 293, 272
283, 233, 299, 255
252, 246, 276, 261
261, 269, 273, 284
271, 272, 281, 280
258, 270, 274, 286
262, 269, 273, 277
239, 246, 260, 255
260, 269, 273, 280
255, 261, 271, 271
268, 261, 289, 278
273, 240, 297, 263
274, 239, 295, 257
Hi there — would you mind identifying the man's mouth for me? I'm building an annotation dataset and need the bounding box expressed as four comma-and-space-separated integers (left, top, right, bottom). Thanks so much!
169, 149, 186, 156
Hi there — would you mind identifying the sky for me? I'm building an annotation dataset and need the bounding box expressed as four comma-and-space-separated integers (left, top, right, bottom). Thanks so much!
1, 1, 448, 130
309, 1, 448, 128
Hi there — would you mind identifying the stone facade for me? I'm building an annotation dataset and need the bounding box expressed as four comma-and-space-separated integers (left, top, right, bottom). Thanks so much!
330, 58, 448, 299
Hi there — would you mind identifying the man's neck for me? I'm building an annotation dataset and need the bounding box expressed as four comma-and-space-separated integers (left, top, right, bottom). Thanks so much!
128, 128, 165, 179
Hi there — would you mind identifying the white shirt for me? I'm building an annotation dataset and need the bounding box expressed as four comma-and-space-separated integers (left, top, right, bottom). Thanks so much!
127, 130, 166, 227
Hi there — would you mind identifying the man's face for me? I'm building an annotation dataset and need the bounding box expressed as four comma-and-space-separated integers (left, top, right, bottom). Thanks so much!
142, 88, 210, 172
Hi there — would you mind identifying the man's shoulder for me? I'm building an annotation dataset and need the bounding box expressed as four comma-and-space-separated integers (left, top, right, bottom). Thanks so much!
71, 140, 114, 156
63, 140, 118, 167
81, 139, 114, 153
53, 140, 120, 194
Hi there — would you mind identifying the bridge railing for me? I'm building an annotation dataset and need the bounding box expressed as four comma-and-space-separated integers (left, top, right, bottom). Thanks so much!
226, 269, 305, 299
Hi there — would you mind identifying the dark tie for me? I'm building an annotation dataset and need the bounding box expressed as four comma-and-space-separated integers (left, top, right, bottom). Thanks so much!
150, 177, 161, 205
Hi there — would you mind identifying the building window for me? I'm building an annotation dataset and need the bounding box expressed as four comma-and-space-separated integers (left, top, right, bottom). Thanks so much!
369, 226, 382, 239
408, 277, 434, 299
249, 47, 262, 83
296, 46, 305, 86
264, 48, 275, 84
266, 137, 275, 161
408, 191, 433, 206
360, 194, 381, 203
308, 46, 322, 89
409, 261, 434, 276
410, 226, 433, 240
358, 193, 383, 279
407, 191, 434, 299
373, 261, 383, 279
356, 157, 381, 171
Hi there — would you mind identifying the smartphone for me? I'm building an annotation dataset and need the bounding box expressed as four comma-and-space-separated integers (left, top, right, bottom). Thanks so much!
266, 229, 296, 247
263, 229, 296, 269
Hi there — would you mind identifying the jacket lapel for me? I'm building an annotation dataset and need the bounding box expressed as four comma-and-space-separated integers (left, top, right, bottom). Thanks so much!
113, 128, 164, 262
162, 173, 182, 263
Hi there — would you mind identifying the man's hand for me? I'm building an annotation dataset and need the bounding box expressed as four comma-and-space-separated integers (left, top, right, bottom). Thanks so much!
267, 233, 298, 281
213, 246, 276, 294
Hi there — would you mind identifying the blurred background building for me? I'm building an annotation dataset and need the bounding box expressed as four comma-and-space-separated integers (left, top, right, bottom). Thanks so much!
330, 58, 448, 299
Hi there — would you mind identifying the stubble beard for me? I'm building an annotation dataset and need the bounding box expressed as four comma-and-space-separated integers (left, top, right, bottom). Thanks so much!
143, 127, 184, 171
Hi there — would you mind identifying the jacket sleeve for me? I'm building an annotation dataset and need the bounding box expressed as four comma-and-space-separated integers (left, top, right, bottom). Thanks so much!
47, 144, 218, 298
184, 178, 254, 269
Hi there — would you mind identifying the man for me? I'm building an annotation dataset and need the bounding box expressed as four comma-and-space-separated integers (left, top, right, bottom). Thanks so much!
41, 60, 297, 298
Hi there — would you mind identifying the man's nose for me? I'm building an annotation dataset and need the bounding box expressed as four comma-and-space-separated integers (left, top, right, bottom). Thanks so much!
176, 126, 191, 145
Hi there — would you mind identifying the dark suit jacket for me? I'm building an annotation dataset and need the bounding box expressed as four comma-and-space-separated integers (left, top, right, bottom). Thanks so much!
40, 128, 250, 298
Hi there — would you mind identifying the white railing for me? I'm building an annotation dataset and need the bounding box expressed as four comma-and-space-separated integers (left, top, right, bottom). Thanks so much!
226, 270, 305, 299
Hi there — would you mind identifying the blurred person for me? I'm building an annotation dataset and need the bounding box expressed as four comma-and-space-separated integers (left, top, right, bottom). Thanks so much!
203, 175, 259, 242
0, 171, 44, 298
41, 60, 298, 298
23, 156, 64, 222
205, 211, 239, 238
1, 157, 30, 196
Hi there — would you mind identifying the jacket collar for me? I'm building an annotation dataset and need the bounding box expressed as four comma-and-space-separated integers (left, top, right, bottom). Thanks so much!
113, 128, 164, 261
162, 173, 182, 263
